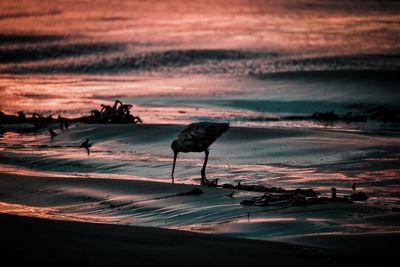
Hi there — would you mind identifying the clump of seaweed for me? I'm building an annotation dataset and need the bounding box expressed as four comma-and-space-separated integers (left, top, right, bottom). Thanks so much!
221, 183, 368, 207
0, 99, 142, 134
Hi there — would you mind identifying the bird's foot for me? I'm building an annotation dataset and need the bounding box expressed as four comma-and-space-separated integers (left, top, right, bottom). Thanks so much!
201, 177, 219, 187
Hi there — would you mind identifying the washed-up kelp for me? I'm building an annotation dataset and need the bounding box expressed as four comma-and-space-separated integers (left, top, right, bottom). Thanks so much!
0, 100, 142, 134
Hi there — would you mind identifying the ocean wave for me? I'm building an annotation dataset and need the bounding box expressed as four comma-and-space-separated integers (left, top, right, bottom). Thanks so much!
263, 54, 400, 73
255, 69, 400, 81
0, 33, 66, 45
0, 9, 62, 21
2, 49, 277, 74
0, 42, 126, 64
3, 48, 399, 75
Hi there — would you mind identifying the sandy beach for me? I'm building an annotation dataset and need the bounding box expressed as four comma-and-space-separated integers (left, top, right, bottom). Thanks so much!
0, 213, 329, 266
1, 170, 400, 266
2, 211, 399, 266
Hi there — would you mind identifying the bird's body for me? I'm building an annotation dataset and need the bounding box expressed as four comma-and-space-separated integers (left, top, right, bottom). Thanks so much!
171, 122, 229, 185
174, 122, 229, 153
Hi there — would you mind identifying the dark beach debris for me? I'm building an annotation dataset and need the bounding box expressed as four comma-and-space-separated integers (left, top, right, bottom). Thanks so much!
291, 195, 307, 206
240, 192, 353, 207
48, 128, 57, 138
0, 110, 54, 125
84, 99, 142, 124
0, 100, 142, 130
240, 191, 315, 207
177, 188, 204, 196
367, 106, 400, 122
79, 138, 92, 148
201, 178, 219, 187
222, 183, 318, 197
312, 111, 340, 121
227, 191, 235, 198
351, 192, 369, 201
238, 107, 400, 124
237, 183, 367, 207
79, 138, 92, 155
332, 196, 353, 203
222, 183, 235, 189
14, 126, 38, 134
0, 125, 6, 134
284, 111, 368, 123
17, 111, 26, 120
331, 187, 337, 200
59, 115, 69, 130
2, 105, 399, 130
241, 199, 255, 206
286, 108, 400, 123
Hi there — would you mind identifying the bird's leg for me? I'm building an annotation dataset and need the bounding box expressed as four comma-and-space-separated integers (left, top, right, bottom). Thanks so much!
171, 152, 178, 184
201, 150, 209, 183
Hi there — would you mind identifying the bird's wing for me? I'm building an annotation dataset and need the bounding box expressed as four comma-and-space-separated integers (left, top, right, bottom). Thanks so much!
177, 122, 229, 150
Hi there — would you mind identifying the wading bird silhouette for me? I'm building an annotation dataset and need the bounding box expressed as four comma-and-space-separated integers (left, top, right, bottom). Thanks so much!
171, 122, 229, 186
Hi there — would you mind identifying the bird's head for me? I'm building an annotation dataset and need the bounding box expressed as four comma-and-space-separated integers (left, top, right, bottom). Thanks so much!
171, 139, 179, 155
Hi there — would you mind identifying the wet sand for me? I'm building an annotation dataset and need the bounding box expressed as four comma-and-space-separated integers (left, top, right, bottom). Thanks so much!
0, 171, 398, 235
1, 212, 397, 266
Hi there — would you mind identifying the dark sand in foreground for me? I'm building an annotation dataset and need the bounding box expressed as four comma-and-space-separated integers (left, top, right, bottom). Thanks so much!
1, 213, 398, 266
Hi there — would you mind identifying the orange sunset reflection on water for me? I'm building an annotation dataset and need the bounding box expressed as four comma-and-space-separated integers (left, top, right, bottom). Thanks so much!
1, 0, 399, 52
1, 0, 400, 118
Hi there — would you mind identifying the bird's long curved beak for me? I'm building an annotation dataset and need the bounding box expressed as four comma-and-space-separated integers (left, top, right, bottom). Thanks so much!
171, 152, 178, 183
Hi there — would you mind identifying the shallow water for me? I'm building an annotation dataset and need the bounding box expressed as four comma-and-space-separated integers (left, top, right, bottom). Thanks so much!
2, 129, 400, 236
1, 124, 399, 204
